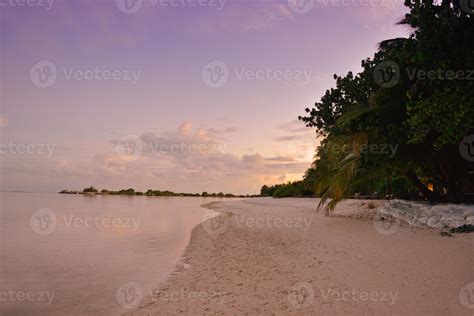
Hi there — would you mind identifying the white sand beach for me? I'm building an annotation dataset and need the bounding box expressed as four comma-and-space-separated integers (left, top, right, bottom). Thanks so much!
126, 198, 474, 315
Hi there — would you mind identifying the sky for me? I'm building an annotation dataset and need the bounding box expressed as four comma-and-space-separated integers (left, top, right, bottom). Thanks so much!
0, 0, 410, 194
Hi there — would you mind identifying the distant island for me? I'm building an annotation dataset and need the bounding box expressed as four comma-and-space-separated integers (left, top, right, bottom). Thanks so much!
60, 186, 257, 198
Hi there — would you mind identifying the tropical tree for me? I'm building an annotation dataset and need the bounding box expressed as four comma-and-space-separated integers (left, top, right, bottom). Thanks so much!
299, 0, 474, 212
83, 186, 98, 193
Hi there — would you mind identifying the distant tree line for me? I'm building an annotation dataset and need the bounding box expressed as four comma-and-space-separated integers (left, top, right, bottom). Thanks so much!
261, 171, 420, 200
60, 186, 256, 198
260, 169, 316, 198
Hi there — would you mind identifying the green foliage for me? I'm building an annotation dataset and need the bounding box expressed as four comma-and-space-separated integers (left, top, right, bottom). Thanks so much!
260, 185, 270, 196
83, 186, 98, 193
260, 169, 317, 198
273, 183, 299, 198
299, 0, 474, 211
260, 184, 282, 197
122, 188, 135, 195
374, 176, 418, 200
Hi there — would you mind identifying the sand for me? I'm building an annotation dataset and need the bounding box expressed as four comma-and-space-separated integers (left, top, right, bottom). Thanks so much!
126, 198, 474, 315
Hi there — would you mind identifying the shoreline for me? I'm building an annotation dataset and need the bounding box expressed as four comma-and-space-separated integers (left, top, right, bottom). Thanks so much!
126, 198, 474, 315
123, 200, 232, 314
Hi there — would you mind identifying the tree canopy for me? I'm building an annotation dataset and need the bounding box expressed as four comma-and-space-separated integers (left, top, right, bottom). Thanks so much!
298, 0, 474, 211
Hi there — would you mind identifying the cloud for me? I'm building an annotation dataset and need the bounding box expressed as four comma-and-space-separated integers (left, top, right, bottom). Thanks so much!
0, 122, 310, 194
92, 122, 308, 193
179, 122, 193, 135
0, 115, 8, 127
272, 119, 321, 161
276, 119, 309, 134
198, 2, 295, 33
264, 156, 295, 162
242, 3, 294, 32
274, 135, 300, 142
206, 127, 238, 134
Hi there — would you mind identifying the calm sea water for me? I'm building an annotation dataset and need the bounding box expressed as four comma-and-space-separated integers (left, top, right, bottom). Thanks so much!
0, 192, 215, 315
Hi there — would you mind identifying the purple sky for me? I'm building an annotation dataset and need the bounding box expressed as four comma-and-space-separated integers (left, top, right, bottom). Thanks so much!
0, 0, 410, 194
